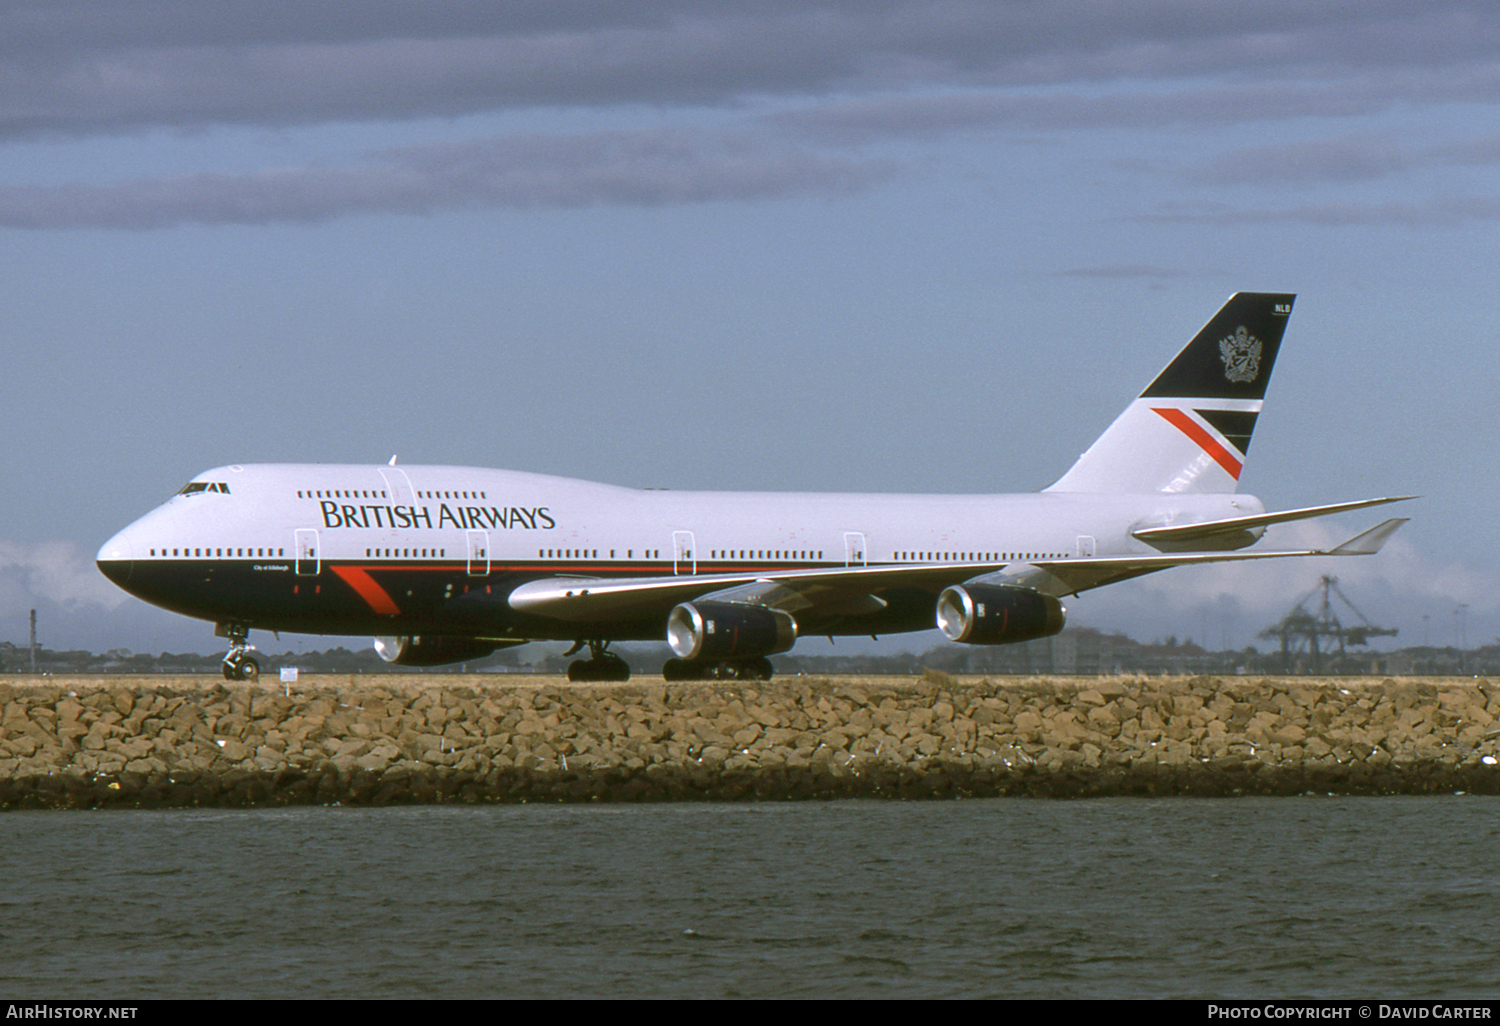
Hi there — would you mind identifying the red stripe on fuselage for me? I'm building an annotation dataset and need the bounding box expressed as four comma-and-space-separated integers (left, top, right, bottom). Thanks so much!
1151, 407, 1243, 480
329, 565, 402, 615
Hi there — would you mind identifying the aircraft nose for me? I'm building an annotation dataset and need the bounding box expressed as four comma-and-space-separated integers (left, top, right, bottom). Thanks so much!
96, 530, 134, 586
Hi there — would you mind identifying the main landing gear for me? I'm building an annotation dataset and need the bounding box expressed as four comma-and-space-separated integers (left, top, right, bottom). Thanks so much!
217, 623, 260, 682
565, 640, 632, 682
661, 656, 775, 682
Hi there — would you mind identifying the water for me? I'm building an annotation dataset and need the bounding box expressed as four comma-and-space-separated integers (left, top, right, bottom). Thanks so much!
2, 797, 1498, 998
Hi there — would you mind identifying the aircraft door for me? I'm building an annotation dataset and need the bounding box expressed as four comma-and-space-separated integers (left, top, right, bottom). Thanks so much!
844, 532, 866, 567
1077, 535, 1096, 558
467, 530, 490, 577
377, 466, 416, 506
295, 529, 320, 576
673, 531, 696, 575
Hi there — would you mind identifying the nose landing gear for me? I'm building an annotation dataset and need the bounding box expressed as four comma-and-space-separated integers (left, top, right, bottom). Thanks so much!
217, 623, 261, 682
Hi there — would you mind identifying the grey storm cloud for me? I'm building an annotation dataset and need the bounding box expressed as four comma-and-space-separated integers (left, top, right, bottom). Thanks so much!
6, 1, 1500, 228
0, 129, 897, 229
772, 63, 1500, 142
5, 1, 1500, 136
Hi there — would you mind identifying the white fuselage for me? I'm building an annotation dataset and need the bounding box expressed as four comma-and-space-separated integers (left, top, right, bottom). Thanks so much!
96, 462, 1263, 642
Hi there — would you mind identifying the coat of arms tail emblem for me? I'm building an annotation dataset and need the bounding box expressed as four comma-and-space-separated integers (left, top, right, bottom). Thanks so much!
1219, 326, 1263, 383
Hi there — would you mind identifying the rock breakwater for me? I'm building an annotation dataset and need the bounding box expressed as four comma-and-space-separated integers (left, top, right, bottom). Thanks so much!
2, 674, 1498, 808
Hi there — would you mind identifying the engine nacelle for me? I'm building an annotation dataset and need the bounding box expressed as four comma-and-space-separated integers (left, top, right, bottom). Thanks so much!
666, 601, 798, 661
935, 584, 1066, 645
373, 635, 503, 666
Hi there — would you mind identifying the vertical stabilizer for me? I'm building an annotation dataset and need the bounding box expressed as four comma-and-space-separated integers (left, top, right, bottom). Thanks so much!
1045, 292, 1295, 494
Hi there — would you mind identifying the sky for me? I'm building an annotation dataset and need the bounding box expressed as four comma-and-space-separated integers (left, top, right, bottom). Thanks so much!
3, 0, 1498, 660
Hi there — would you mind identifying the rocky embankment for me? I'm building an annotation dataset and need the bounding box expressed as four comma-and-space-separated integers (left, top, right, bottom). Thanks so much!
2, 674, 1498, 808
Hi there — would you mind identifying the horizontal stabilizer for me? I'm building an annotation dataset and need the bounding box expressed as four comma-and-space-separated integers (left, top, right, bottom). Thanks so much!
1034, 518, 1410, 595
1132, 496, 1416, 546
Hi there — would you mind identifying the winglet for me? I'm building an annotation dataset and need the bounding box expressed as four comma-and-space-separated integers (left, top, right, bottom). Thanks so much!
1329, 518, 1408, 555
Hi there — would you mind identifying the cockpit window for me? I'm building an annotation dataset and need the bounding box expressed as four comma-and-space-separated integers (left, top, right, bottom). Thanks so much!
177, 481, 230, 496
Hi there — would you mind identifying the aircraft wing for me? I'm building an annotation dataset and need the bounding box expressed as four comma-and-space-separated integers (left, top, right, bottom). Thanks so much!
508, 518, 1409, 623
506, 560, 1013, 624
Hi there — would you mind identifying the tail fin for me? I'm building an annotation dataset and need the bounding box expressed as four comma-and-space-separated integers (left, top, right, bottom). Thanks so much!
1045, 292, 1295, 494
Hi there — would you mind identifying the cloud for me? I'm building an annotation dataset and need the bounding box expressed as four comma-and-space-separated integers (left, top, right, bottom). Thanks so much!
0, 540, 125, 616
1192, 133, 1421, 186
1053, 264, 1187, 281
0, 128, 896, 229
0, 539, 234, 654
1148, 193, 1500, 228
1073, 520, 1500, 649
771, 61, 1500, 145
6, 2, 1500, 137
7, 3, 1500, 228
1190, 129, 1500, 187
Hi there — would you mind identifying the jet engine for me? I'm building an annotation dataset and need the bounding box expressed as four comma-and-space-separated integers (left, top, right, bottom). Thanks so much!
666, 601, 797, 661
373, 635, 505, 666
935, 584, 1066, 645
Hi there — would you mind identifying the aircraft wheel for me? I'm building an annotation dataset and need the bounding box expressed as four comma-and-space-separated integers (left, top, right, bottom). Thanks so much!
223, 652, 259, 682
705, 659, 770, 681
662, 658, 687, 681
571, 657, 630, 682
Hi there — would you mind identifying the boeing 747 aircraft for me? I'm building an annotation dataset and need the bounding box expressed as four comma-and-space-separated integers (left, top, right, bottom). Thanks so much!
97, 293, 1408, 682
